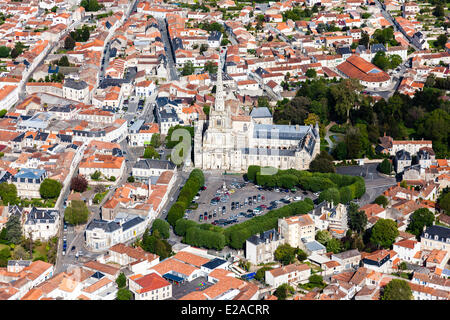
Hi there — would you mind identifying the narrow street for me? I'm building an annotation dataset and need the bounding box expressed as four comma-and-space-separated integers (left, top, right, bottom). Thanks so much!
156, 18, 179, 81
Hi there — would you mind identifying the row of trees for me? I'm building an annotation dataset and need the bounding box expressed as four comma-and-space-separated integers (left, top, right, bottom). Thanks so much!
274, 76, 450, 159
248, 166, 366, 204
174, 198, 314, 250
167, 169, 204, 227
141, 223, 172, 259
64, 200, 89, 225
0, 179, 61, 206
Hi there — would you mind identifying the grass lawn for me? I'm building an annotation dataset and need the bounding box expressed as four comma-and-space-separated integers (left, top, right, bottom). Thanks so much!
427, 40, 436, 49
32, 243, 48, 262
93, 191, 108, 204
0, 243, 10, 251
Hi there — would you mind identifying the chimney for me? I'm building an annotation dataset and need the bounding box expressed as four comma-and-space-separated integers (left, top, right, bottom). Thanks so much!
397, 182, 400, 187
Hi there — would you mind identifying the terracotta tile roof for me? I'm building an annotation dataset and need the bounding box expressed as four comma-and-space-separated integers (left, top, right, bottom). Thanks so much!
83, 261, 120, 276
151, 258, 199, 277
134, 273, 170, 294
336, 55, 390, 83
173, 251, 210, 267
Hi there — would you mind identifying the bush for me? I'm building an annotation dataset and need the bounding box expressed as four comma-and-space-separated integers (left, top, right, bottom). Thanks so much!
255, 266, 273, 282
70, 175, 88, 193
167, 169, 204, 227
224, 199, 314, 249
378, 159, 393, 175
64, 200, 89, 225
151, 219, 170, 239
185, 227, 226, 251
39, 179, 62, 199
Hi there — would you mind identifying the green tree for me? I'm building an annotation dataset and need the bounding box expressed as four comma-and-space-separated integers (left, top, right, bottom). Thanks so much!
330, 79, 362, 123
0, 183, 18, 205
435, 34, 448, 50
439, 191, 450, 213
91, 170, 101, 180
0, 109, 7, 118
80, 0, 102, 12
382, 279, 413, 300
39, 179, 62, 199
348, 202, 367, 234
150, 133, 161, 148
203, 61, 218, 74
389, 54, 402, 69
433, 4, 444, 17
143, 146, 160, 159
127, 176, 135, 183
5, 214, 22, 244
297, 249, 308, 262
334, 142, 348, 160
318, 187, 340, 204
378, 159, 393, 175
12, 245, 30, 260
274, 243, 297, 265
309, 151, 335, 173
326, 238, 342, 254
57, 56, 70, 67
151, 219, 170, 239
374, 195, 389, 208
0, 46, 10, 58
116, 288, 132, 300
0, 247, 11, 267
370, 218, 399, 249
359, 32, 370, 47
9, 48, 18, 59
406, 208, 434, 239
309, 274, 324, 286
372, 51, 391, 71
255, 266, 273, 282
345, 126, 362, 159
305, 68, 317, 78
316, 230, 332, 246
274, 283, 294, 300
181, 61, 195, 76
116, 272, 127, 288
64, 200, 89, 225
64, 36, 75, 50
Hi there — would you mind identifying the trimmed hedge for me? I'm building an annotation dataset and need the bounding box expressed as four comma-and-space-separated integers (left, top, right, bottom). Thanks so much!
174, 198, 314, 250
251, 166, 365, 204
167, 169, 204, 227
224, 198, 314, 249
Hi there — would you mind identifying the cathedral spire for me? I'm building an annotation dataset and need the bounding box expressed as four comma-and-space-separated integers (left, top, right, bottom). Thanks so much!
215, 57, 225, 112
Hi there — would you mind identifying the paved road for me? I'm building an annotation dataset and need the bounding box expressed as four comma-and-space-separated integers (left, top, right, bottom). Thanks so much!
374, 0, 420, 51
336, 163, 397, 206
156, 18, 179, 81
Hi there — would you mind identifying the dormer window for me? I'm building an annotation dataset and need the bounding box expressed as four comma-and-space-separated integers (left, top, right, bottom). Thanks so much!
434, 235, 438, 241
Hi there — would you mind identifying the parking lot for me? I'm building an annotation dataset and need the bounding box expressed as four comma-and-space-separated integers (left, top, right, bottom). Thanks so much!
186, 174, 317, 227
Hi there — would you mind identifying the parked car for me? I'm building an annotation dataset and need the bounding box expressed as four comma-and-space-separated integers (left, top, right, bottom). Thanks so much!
293, 196, 302, 201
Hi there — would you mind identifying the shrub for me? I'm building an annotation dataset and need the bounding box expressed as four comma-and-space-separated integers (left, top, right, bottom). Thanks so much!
39, 179, 62, 199
151, 219, 170, 239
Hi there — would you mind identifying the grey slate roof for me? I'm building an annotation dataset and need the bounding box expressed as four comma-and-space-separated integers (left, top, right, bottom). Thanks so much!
86, 219, 121, 233
63, 78, 88, 90
250, 107, 272, 119
133, 159, 176, 170
422, 225, 450, 242
246, 229, 282, 245
305, 240, 326, 252
332, 249, 361, 260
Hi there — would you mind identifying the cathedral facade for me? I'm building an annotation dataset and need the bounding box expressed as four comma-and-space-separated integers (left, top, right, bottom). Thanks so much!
193, 59, 320, 172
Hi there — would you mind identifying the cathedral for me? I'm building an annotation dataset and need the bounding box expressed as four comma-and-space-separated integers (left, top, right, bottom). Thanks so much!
193, 59, 320, 172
